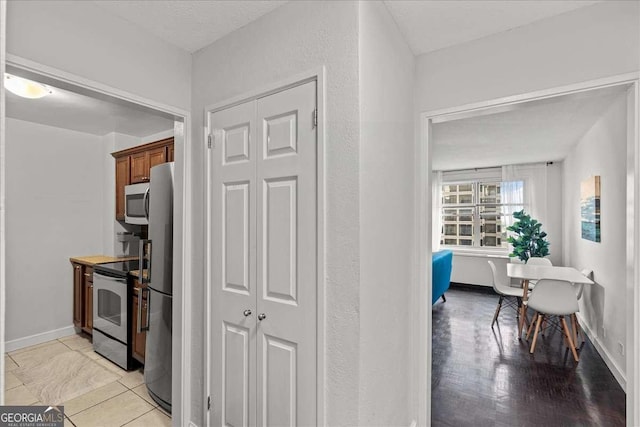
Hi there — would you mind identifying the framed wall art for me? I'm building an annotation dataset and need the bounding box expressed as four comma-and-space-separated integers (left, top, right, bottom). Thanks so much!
581, 175, 601, 243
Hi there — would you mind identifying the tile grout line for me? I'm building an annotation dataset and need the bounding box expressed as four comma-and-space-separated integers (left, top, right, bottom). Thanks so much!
66, 387, 130, 420
64, 414, 77, 427
8, 353, 18, 367
119, 407, 164, 427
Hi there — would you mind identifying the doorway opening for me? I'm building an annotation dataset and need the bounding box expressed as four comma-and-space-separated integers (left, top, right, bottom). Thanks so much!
416, 74, 640, 425
1, 58, 191, 425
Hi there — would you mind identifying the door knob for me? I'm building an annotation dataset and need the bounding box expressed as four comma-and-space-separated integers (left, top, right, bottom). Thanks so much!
243, 309, 252, 317
258, 313, 266, 321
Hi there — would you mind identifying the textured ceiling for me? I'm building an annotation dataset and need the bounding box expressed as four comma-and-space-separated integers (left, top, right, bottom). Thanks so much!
92, 0, 287, 52
91, 1, 598, 55
6, 71, 174, 137
384, 0, 599, 55
432, 85, 628, 171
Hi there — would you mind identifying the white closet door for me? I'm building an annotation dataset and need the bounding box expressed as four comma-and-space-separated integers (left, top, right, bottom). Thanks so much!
209, 100, 257, 427
255, 81, 317, 427
208, 81, 317, 427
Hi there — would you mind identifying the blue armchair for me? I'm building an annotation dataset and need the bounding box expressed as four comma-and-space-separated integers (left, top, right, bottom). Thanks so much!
432, 250, 453, 304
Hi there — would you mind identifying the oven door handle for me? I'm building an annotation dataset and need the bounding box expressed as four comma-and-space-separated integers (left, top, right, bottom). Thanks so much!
94, 273, 126, 283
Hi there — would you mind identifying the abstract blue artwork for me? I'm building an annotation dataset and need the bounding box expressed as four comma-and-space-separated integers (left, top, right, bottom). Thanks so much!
581, 175, 601, 243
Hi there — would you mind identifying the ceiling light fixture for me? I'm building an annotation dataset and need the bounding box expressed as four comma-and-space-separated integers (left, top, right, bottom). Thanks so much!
4, 73, 52, 99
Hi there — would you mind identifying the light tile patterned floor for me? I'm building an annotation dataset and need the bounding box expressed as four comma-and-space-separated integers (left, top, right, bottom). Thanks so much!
4, 334, 171, 427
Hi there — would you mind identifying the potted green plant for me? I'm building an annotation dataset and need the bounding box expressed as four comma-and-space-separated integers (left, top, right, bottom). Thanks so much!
506, 210, 550, 262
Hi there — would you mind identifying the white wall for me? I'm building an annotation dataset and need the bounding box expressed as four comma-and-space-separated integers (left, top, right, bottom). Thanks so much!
6, 0, 191, 111
358, 1, 414, 424
191, 2, 361, 424
563, 93, 628, 383
415, 1, 640, 114
5, 118, 105, 343
546, 162, 564, 266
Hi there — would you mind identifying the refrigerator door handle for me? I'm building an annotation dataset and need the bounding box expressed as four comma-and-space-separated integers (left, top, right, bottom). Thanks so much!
139, 239, 147, 285
143, 288, 150, 332
147, 239, 152, 284
138, 239, 152, 285
136, 287, 143, 334
143, 186, 150, 219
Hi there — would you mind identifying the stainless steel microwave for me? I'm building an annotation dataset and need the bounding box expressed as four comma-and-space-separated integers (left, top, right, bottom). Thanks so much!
124, 182, 149, 225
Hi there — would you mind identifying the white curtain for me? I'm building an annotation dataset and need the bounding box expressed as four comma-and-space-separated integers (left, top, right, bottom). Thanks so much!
500, 174, 524, 230
432, 171, 443, 252
502, 163, 548, 224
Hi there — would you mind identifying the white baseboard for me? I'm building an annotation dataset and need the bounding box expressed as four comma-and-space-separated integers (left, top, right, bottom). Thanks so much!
4, 325, 76, 352
576, 313, 626, 391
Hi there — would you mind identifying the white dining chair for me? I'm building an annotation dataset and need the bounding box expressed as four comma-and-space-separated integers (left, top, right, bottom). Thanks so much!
524, 257, 553, 290
526, 279, 580, 362
488, 260, 528, 328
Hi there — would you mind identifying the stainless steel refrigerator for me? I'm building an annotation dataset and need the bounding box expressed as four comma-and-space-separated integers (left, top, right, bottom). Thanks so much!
142, 162, 174, 413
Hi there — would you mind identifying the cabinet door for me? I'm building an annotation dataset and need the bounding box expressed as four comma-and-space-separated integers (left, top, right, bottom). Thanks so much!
167, 144, 174, 162
83, 267, 93, 333
115, 156, 131, 221
73, 263, 82, 327
132, 284, 147, 363
130, 152, 149, 183
148, 146, 167, 171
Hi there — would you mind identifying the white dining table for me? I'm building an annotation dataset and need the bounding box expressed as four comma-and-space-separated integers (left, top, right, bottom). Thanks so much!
506, 263, 594, 338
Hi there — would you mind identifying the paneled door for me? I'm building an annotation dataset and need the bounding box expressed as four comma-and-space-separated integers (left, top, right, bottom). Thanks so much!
209, 100, 258, 427
209, 81, 317, 426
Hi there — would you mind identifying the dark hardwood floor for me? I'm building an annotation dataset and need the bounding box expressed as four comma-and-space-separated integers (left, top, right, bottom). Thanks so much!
432, 285, 625, 427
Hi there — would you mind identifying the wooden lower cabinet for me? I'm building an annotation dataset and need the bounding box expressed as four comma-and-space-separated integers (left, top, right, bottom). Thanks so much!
71, 262, 93, 334
83, 267, 93, 333
131, 279, 147, 364
73, 263, 82, 327
72, 260, 149, 363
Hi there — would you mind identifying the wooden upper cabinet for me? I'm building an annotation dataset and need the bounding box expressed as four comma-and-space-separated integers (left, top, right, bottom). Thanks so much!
148, 146, 167, 172
130, 151, 150, 183
112, 137, 173, 220
115, 157, 130, 221
131, 146, 166, 183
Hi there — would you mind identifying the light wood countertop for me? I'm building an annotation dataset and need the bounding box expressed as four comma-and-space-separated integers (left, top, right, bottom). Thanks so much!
128, 270, 148, 280
69, 255, 138, 266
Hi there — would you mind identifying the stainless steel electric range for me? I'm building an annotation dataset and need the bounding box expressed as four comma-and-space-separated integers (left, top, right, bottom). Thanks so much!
92, 260, 139, 370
